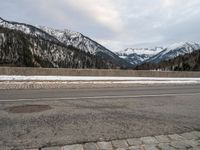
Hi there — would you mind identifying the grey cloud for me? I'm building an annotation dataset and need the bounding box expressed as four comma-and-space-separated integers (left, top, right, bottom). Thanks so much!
1, 0, 200, 51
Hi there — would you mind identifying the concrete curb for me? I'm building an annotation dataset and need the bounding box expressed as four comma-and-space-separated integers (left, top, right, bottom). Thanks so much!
6, 131, 200, 150
0, 67, 200, 77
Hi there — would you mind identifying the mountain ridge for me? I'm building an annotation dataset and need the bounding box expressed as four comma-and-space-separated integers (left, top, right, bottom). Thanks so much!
147, 42, 200, 63
0, 17, 60, 44
38, 26, 131, 68
135, 49, 200, 71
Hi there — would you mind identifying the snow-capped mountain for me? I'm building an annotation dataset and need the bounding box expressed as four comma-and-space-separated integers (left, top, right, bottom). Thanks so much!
0, 17, 131, 68
135, 49, 200, 71
37, 26, 130, 68
147, 42, 200, 63
116, 48, 163, 66
117, 42, 200, 66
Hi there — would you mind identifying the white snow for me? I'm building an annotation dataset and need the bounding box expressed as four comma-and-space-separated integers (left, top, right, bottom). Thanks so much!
0, 75, 200, 84
0, 22, 31, 35
165, 42, 200, 55
38, 25, 98, 55
148, 42, 200, 63
117, 42, 200, 65
116, 48, 163, 65
117, 48, 163, 56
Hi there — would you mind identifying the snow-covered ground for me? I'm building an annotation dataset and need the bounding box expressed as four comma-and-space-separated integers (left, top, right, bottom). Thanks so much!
0, 75, 200, 84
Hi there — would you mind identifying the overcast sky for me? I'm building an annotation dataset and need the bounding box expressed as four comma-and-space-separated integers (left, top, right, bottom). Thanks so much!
1, 0, 200, 51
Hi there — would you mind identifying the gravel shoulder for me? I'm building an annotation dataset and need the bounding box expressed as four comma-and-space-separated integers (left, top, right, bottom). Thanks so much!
1, 80, 200, 89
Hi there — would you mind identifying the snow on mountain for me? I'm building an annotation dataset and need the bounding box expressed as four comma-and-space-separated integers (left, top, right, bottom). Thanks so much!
117, 42, 200, 66
147, 42, 200, 63
37, 26, 103, 55
116, 48, 163, 66
37, 26, 131, 68
0, 17, 59, 43
37, 26, 96, 54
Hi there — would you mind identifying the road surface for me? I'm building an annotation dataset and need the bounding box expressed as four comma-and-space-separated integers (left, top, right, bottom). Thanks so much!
0, 84, 200, 149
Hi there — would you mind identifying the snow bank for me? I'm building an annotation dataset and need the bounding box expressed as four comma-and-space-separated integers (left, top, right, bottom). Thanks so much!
0, 75, 200, 82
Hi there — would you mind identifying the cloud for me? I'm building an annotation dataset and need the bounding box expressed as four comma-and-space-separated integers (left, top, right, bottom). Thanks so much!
25, 0, 123, 34
162, 0, 177, 7
110, 0, 200, 49
1, 0, 200, 51
65, 0, 124, 33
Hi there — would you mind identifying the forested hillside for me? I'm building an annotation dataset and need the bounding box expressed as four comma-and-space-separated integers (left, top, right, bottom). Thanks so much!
135, 50, 200, 71
0, 27, 117, 69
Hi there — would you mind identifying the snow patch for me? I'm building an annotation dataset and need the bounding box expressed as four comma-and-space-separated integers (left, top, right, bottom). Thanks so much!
116, 48, 163, 65
0, 75, 200, 82
148, 42, 200, 63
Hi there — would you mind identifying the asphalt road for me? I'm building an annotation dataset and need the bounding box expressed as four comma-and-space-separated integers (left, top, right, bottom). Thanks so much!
0, 84, 200, 149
